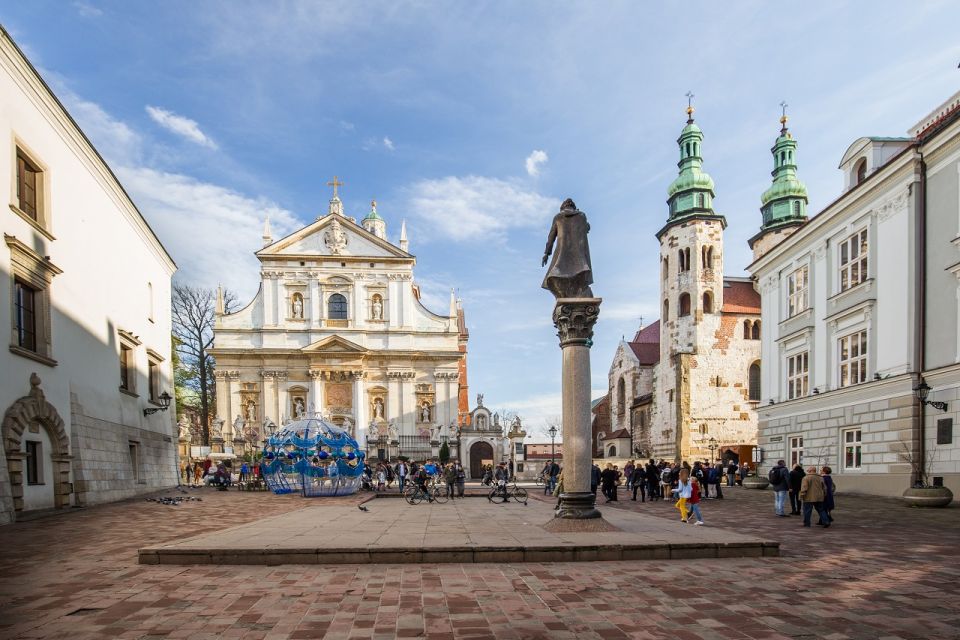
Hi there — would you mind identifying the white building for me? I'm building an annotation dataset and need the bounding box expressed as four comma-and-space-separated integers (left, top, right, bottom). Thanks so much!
0, 28, 178, 523
749, 90, 960, 497
210, 192, 470, 463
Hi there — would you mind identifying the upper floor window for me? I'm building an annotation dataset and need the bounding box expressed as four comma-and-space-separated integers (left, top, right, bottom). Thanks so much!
119, 343, 134, 392
147, 357, 161, 403
701, 245, 714, 270
702, 291, 714, 314
662, 256, 669, 280
678, 293, 691, 317
787, 266, 808, 317
787, 352, 808, 400
696, 193, 705, 208
663, 299, 669, 322
14, 278, 37, 352
15, 149, 41, 222
616, 378, 625, 416
678, 248, 691, 272
744, 319, 760, 340
839, 330, 868, 388
854, 158, 867, 185
839, 229, 868, 292
748, 361, 761, 401
328, 293, 348, 320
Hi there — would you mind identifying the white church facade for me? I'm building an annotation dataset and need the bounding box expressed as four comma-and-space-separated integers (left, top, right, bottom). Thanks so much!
210, 188, 469, 462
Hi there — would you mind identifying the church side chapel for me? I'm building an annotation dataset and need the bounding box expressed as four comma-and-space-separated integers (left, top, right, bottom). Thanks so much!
210, 179, 469, 461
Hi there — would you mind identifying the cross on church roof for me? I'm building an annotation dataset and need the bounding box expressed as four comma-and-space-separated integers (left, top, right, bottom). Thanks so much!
327, 175, 344, 199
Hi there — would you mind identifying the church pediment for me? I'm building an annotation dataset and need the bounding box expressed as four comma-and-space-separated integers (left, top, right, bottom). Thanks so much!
302, 335, 368, 354
258, 214, 412, 260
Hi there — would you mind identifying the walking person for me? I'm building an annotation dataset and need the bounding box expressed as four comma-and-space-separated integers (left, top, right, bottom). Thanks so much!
623, 460, 635, 493
600, 463, 619, 503
769, 460, 790, 517
455, 461, 466, 497
395, 459, 409, 492
444, 463, 457, 499
739, 461, 750, 486
377, 464, 387, 492
687, 475, 705, 525
712, 462, 724, 499
630, 463, 646, 502
646, 460, 660, 501
726, 460, 737, 487
671, 467, 693, 522
549, 460, 561, 494
821, 466, 836, 523
591, 463, 601, 496
692, 462, 707, 499
799, 467, 831, 527
788, 464, 805, 515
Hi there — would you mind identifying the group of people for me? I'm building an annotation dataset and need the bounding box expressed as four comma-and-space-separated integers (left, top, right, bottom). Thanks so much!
767, 460, 835, 528
181, 459, 261, 487
361, 459, 470, 498
588, 459, 749, 506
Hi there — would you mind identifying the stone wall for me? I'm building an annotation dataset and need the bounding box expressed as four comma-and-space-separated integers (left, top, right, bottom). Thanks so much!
70, 395, 178, 506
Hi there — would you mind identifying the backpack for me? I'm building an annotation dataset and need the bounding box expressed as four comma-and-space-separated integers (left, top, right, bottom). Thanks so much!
768, 466, 783, 484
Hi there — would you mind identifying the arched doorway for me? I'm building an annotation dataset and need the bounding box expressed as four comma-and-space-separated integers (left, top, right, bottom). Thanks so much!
469, 441, 493, 479
722, 449, 740, 465
2, 373, 72, 521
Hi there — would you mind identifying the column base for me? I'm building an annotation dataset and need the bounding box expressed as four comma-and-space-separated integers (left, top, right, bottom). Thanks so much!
555, 492, 601, 519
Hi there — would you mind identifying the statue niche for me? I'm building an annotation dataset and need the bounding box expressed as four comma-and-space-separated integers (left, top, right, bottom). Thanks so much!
371, 294, 384, 320
291, 293, 304, 319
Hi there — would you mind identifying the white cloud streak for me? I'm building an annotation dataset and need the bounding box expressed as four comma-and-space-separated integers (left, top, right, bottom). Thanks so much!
525, 149, 548, 177
145, 106, 218, 149
406, 176, 559, 242
383, 136, 395, 151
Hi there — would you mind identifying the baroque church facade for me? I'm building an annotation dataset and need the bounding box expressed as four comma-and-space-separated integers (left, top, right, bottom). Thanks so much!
210, 187, 469, 462
605, 105, 763, 464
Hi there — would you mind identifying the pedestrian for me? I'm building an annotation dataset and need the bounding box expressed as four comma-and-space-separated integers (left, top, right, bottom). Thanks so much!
542, 462, 553, 495
646, 459, 660, 500
630, 463, 646, 502
590, 462, 601, 496
444, 463, 457, 498
549, 460, 561, 494
672, 467, 693, 522
193, 463, 202, 485
692, 461, 706, 499
788, 464, 805, 515
385, 463, 395, 488
739, 461, 750, 485
687, 475, 705, 525
726, 460, 737, 486
799, 467, 831, 527
239, 461, 249, 482
821, 466, 836, 522
455, 461, 466, 497
553, 471, 565, 510
711, 461, 724, 499
377, 464, 387, 491
395, 459, 409, 492
624, 460, 635, 492
600, 463, 619, 503
768, 460, 790, 517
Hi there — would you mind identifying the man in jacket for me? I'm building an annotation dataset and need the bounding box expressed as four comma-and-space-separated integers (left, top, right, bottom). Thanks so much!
787, 464, 806, 515
798, 467, 832, 528
395, 460, 409, 492
769, 460, 790, 517
591, 463, 601, 496
600, 463, 620, 502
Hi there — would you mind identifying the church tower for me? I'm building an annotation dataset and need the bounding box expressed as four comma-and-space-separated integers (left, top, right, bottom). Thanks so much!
749, 107, 808, 260
362, 200, 387, 239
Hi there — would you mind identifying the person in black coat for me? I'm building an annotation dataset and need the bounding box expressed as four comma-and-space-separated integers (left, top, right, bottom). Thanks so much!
630, 464, 647, 502
590, 463, 601, 496
600, 464, 619, 502
646, 460, 660, 500
788, 464, 805, 515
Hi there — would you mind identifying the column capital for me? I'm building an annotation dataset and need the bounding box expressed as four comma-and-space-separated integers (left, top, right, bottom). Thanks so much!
552, 298, 602, 348
307, 369, 324, 380
227, 370, 241, 381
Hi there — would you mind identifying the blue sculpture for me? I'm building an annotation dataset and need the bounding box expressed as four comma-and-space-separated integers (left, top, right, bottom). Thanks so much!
261, 418, 364, 496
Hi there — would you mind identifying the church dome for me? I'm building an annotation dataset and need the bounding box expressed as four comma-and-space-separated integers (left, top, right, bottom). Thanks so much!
262, 418, 364, 496
667, 167, 715, 198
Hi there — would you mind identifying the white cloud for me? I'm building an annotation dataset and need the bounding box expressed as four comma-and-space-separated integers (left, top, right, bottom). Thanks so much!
525, 149, 548, 177
338, 120, 355, 132
406, 176, 559, 242
73, 1, 103, 17
145, 106, 217, 149
67, 96, 142, 165
383, 136, 395, 151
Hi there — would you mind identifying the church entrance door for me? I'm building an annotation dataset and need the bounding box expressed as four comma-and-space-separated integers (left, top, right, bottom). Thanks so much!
469, 441, 493, 480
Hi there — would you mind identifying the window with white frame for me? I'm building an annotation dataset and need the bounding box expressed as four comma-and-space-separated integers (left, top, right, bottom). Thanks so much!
787, 266, 808, 317
842, 428, 862, 470
788, 436, 804, 468
839, 330, 868, 387
839, 229, 868, 292
787, 352, 809, 400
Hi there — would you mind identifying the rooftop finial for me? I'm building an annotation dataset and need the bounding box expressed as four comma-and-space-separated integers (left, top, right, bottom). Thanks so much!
685, 91, 695, 123
326, 175, 344, 200
779, 100, 789, 132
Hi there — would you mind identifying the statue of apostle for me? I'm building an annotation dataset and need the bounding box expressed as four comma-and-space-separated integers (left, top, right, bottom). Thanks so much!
541, 198, 594, 299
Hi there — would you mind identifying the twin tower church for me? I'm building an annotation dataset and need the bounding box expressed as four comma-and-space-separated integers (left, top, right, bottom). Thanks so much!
602, 103, 809, 464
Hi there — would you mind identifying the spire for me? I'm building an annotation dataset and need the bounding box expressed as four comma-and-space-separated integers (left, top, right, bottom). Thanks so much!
262, 215, 273, 247
664, 94, 719, 225
399, 219, 409, 252
449, 288, 457, 317
215, 284, 225, 315
759, 102, 808, 232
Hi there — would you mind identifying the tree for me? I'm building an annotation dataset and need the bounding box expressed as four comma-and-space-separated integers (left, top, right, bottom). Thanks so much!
438, 441, 450, 465
172, 284, 235, 446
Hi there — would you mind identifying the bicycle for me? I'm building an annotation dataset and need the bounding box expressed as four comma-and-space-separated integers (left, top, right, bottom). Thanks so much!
403, 482, 448, 505
488, 480, 528, 505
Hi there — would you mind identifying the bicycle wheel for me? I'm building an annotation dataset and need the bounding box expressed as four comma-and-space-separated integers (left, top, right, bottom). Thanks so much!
512, 487, 528, 504
432, 487, 448, 504
404, 485, 419, 505
489, 487, 508, 503
536, 476, 543, 486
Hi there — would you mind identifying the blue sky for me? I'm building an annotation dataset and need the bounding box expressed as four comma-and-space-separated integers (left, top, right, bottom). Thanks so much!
4, 1, 959, 436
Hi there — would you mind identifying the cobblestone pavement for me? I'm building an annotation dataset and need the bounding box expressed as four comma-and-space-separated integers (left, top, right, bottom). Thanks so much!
0, 484, 958, 639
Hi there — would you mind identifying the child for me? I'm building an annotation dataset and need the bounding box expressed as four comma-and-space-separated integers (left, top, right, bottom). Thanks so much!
377, 465, 386, 492
672, 468, 693, 522
687, 475, 704, 525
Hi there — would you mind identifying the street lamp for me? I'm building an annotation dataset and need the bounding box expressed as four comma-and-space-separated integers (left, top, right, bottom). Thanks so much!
915, 381, 949, 412
707, 437, 718, 462
548, 424, 558, 466
144, 391, 172, 417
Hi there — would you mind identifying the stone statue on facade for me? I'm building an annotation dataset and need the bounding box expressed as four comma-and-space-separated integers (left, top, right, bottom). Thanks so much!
232, 415, 245, 440
420, 404, 431, 422
212, 418, 224, 439
373, 397, 384, 420
541, 198, 594, 299
476, 393, 484, 407
178, 414, 192, 440
324, 217, 349, 254
292, 296, 304, 319
371, 297, 383, 320
293, 398, 306, 419
246, 401, 256, 422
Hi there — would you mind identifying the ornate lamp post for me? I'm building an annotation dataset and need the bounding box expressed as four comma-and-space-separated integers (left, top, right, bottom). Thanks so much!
548, 424, 558, 466
707, 437, 718, 462
143, 391, 172, 417
915, 381, 948, 412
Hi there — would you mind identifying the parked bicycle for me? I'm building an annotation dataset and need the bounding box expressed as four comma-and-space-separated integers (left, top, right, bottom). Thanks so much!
488, 479, 528, 505
404, 481, 448, 505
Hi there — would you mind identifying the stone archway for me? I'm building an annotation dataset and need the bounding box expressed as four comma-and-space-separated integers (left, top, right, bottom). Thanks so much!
469, 441, 493, 479
2, 373, 72, 519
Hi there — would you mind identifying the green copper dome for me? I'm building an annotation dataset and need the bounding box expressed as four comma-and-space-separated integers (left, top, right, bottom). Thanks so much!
364, 200, 384, 221
759, 120, 808, 230
666, 111, 718, 219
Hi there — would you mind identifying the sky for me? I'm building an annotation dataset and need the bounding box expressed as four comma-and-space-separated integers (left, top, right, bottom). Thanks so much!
4, 1, 959, 439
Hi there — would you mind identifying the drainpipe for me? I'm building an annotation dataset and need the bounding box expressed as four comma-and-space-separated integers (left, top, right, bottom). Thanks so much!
915, 148, 927, 485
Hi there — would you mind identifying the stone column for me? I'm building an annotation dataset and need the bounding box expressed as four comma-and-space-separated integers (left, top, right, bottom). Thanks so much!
261, 370, 276, 424
352, 371, 367, 442
308, 369, 324, 416
276, 372, 288, 423
553, 298, 602, 519
214, 370, 229, 421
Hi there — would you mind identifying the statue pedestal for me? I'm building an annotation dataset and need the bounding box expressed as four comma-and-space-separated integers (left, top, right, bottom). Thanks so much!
211, 437, 225, 454
233, 437, 246, 455
553, 298, 602, 519
178, 437, 190, 459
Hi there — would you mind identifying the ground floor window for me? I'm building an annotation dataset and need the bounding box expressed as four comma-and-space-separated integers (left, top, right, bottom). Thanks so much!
788, 435, 803, 468
842, 428, 862, 470
25, 440, 42, 485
